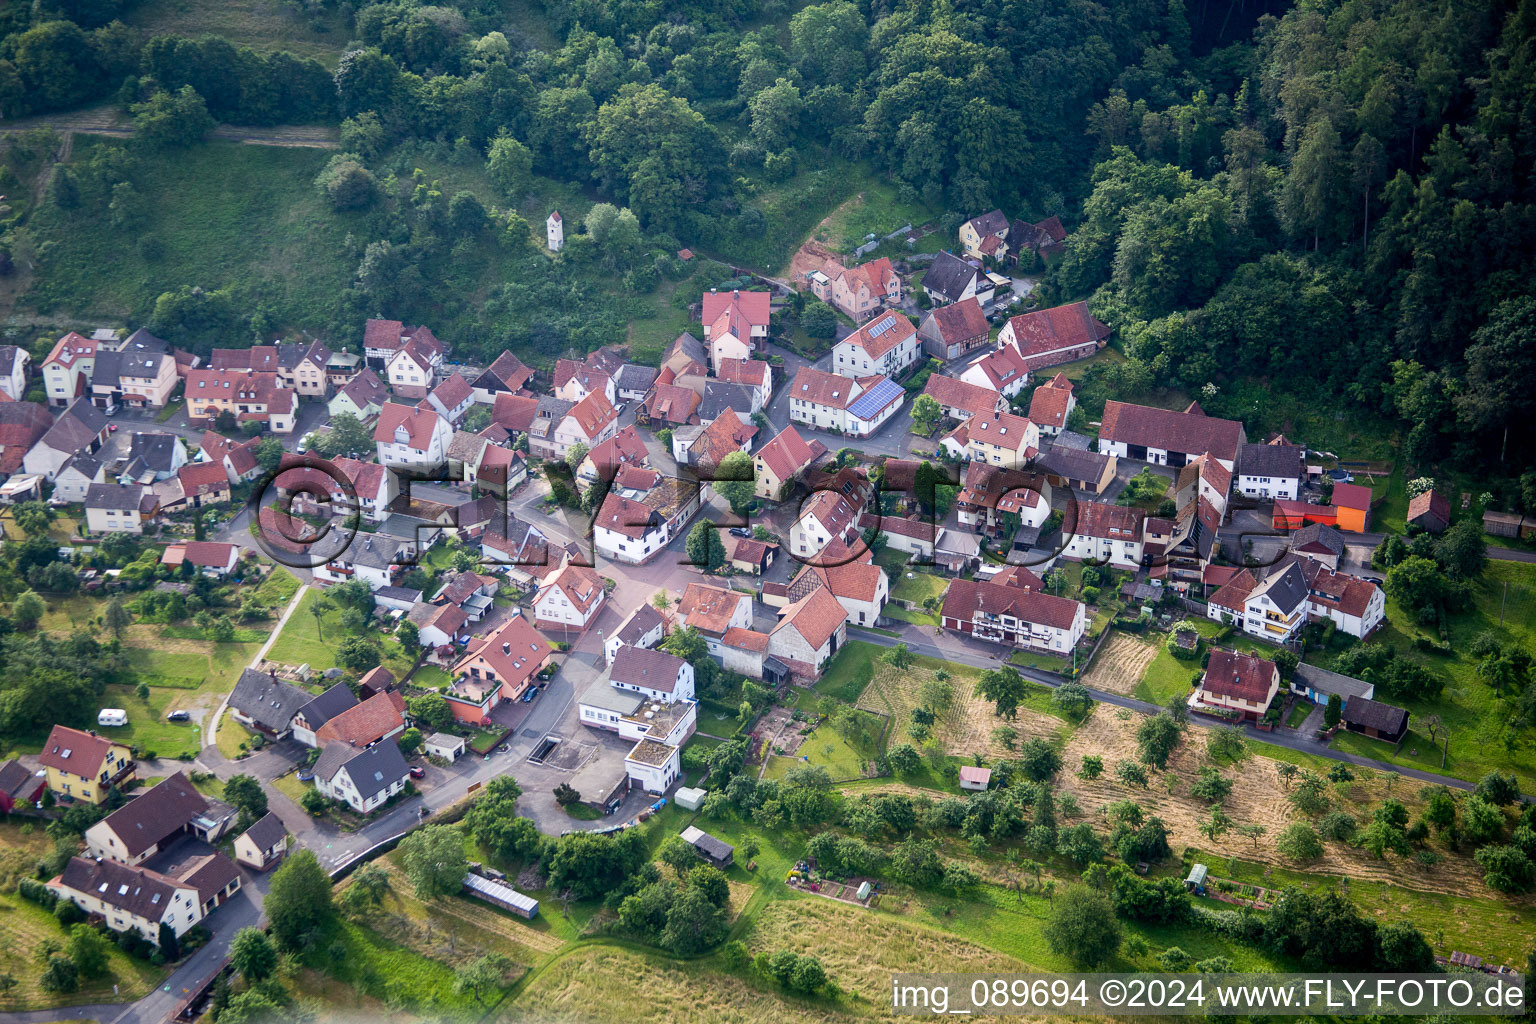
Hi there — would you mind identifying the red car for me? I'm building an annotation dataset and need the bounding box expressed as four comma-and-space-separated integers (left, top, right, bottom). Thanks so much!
408, 765, 425, 779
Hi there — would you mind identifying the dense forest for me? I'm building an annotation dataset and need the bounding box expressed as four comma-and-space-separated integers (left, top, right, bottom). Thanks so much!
1, 0, 1534, 484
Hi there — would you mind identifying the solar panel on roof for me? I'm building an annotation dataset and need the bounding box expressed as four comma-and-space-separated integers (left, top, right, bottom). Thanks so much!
847, 378, 904, 420
867, 315, 898, 337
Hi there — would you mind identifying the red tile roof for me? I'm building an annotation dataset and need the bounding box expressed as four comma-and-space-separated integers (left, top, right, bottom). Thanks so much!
716, 358, 771, 389
842, 309, 916, 359
679, 583, 745, 636
595, 491, 659, 540
790, 366, 861, 409
44, 332, 97, 369
1207, 569, 1257, 612
1202, 649, 1278, 704
373, 402, 444, 450
430, 371, 474, 411
565, 390, 616, 440
584, 424, 649, 478
364, 318, 405, 352
1332, 482, 1372, 511
316, 690, 405, 747
721, 626, 770, 651
775, 585, 846, 650
1066, 500, 1144, 540
1099, 400, 1245, 463
38, 725, 120, 777
537, 563, 605, 616
967, 344, 1029, 391
1407, 489, 1450, 526
181, 541, 238, 568
923, 375, 1004, 418
967, 411, 1034, 452
836, 257, 898, 299
1027, 374, 1075, 429
942, 578, 1083, 630
690, 413, 758, 470
645, 383, 702, 425
755, 425, 825, 483
1004, 302, 1110, 358
927, 297, 990, 344
177, 460, 229, 497
0, 402, 54, 472
481, 351, 534, 392
452, 613, 550, 694
492, 393, 540, 432
701, 290, 772, 331
814, 557, 885, 604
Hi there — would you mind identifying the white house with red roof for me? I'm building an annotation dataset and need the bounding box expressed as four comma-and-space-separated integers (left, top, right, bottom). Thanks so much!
701, 289, 772, 371
386, 336, 442, 399
1027, 373, 1076, 436
374, 402, 451, 469
329, 367, 390, 422
424, 371, 475, 425
768, 586, 848, 681
996, 301, 1110, 372
787, 366, 905, 437
1098, 400, 1247, 471
533, 563, 606, 634
576, 423, 649, 494
790, 477, 871, 559
546, 210, 563, 252
364, 319, 443, 371
715, 357, 773, 405
964, 410, 1040, 469
960, 343, 1030, 399
922, 375, 1007, 421
554, 358, 617, 405
184, 369, 296, 432
790, 544, 889, 628
41, 332, 98, 407
941, 578, 1086, 653
1196, 649, 1279, 720
1061, 501, 1146, 569
833, 309, 920, 379
678, 583, 754, 657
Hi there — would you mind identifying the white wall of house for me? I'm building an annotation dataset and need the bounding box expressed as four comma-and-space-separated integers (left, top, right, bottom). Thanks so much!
1061, 533, 1143, 570
624, 745, 680, 794
319, 764, 405, 813
1237, 474, 1300, 500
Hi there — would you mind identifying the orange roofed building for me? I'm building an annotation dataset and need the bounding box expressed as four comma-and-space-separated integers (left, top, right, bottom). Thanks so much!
445, 613, 553, 725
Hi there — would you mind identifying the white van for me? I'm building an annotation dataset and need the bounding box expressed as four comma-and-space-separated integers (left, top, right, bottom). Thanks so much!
97, 709, 128, 727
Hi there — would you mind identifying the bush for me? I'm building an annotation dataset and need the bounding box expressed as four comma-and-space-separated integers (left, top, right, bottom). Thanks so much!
54, 898, 86, 925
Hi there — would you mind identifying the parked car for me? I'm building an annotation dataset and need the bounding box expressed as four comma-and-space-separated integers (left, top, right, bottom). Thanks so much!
166, 710, 190, 722
107, 423, 118, 433
522, 685, 540, 703
729, 527, 751, 538
408, 765, 425, 779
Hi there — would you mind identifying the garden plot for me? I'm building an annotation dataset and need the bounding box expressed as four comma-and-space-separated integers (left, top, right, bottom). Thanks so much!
855, 661, 1060, 758
1058, 712, 1495, 898
1081, 631, 1159, 696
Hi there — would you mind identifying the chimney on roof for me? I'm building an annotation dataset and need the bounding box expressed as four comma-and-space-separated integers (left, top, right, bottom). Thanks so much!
502, 642, 511, 655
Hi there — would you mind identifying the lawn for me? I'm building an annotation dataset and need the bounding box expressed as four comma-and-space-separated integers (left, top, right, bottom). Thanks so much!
217, 714, 256, 759
761, 718, 876, 782
1284, 700, 1312, 729
813, 173, 943, 255
254, 567, 302, 604
0, 823, 165, 1010
271, 770, 311, 806
889, 565, 948, 607
266, 588, 415, 680
812, 641, 881, 704
23, 139, 358, 331
409, 664, 451, 691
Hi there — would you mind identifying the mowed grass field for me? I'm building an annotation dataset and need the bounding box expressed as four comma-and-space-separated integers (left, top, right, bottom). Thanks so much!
266, 588, 416, 680
0, 823, 165, 1009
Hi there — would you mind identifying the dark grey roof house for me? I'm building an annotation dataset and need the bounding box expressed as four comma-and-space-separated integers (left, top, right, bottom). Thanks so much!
922, 251, 984, 305
228, 668, 314, 738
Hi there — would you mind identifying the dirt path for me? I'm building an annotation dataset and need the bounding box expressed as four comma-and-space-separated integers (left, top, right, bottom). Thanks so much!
785, 193, 864, 284
1081, 632, 1158, 696
1, 105, 339, 148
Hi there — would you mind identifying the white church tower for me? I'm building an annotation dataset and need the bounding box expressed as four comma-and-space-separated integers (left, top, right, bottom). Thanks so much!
546, 210, 564, 252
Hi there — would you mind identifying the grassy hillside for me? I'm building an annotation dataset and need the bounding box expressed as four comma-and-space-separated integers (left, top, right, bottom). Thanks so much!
23, 138, 357, 327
